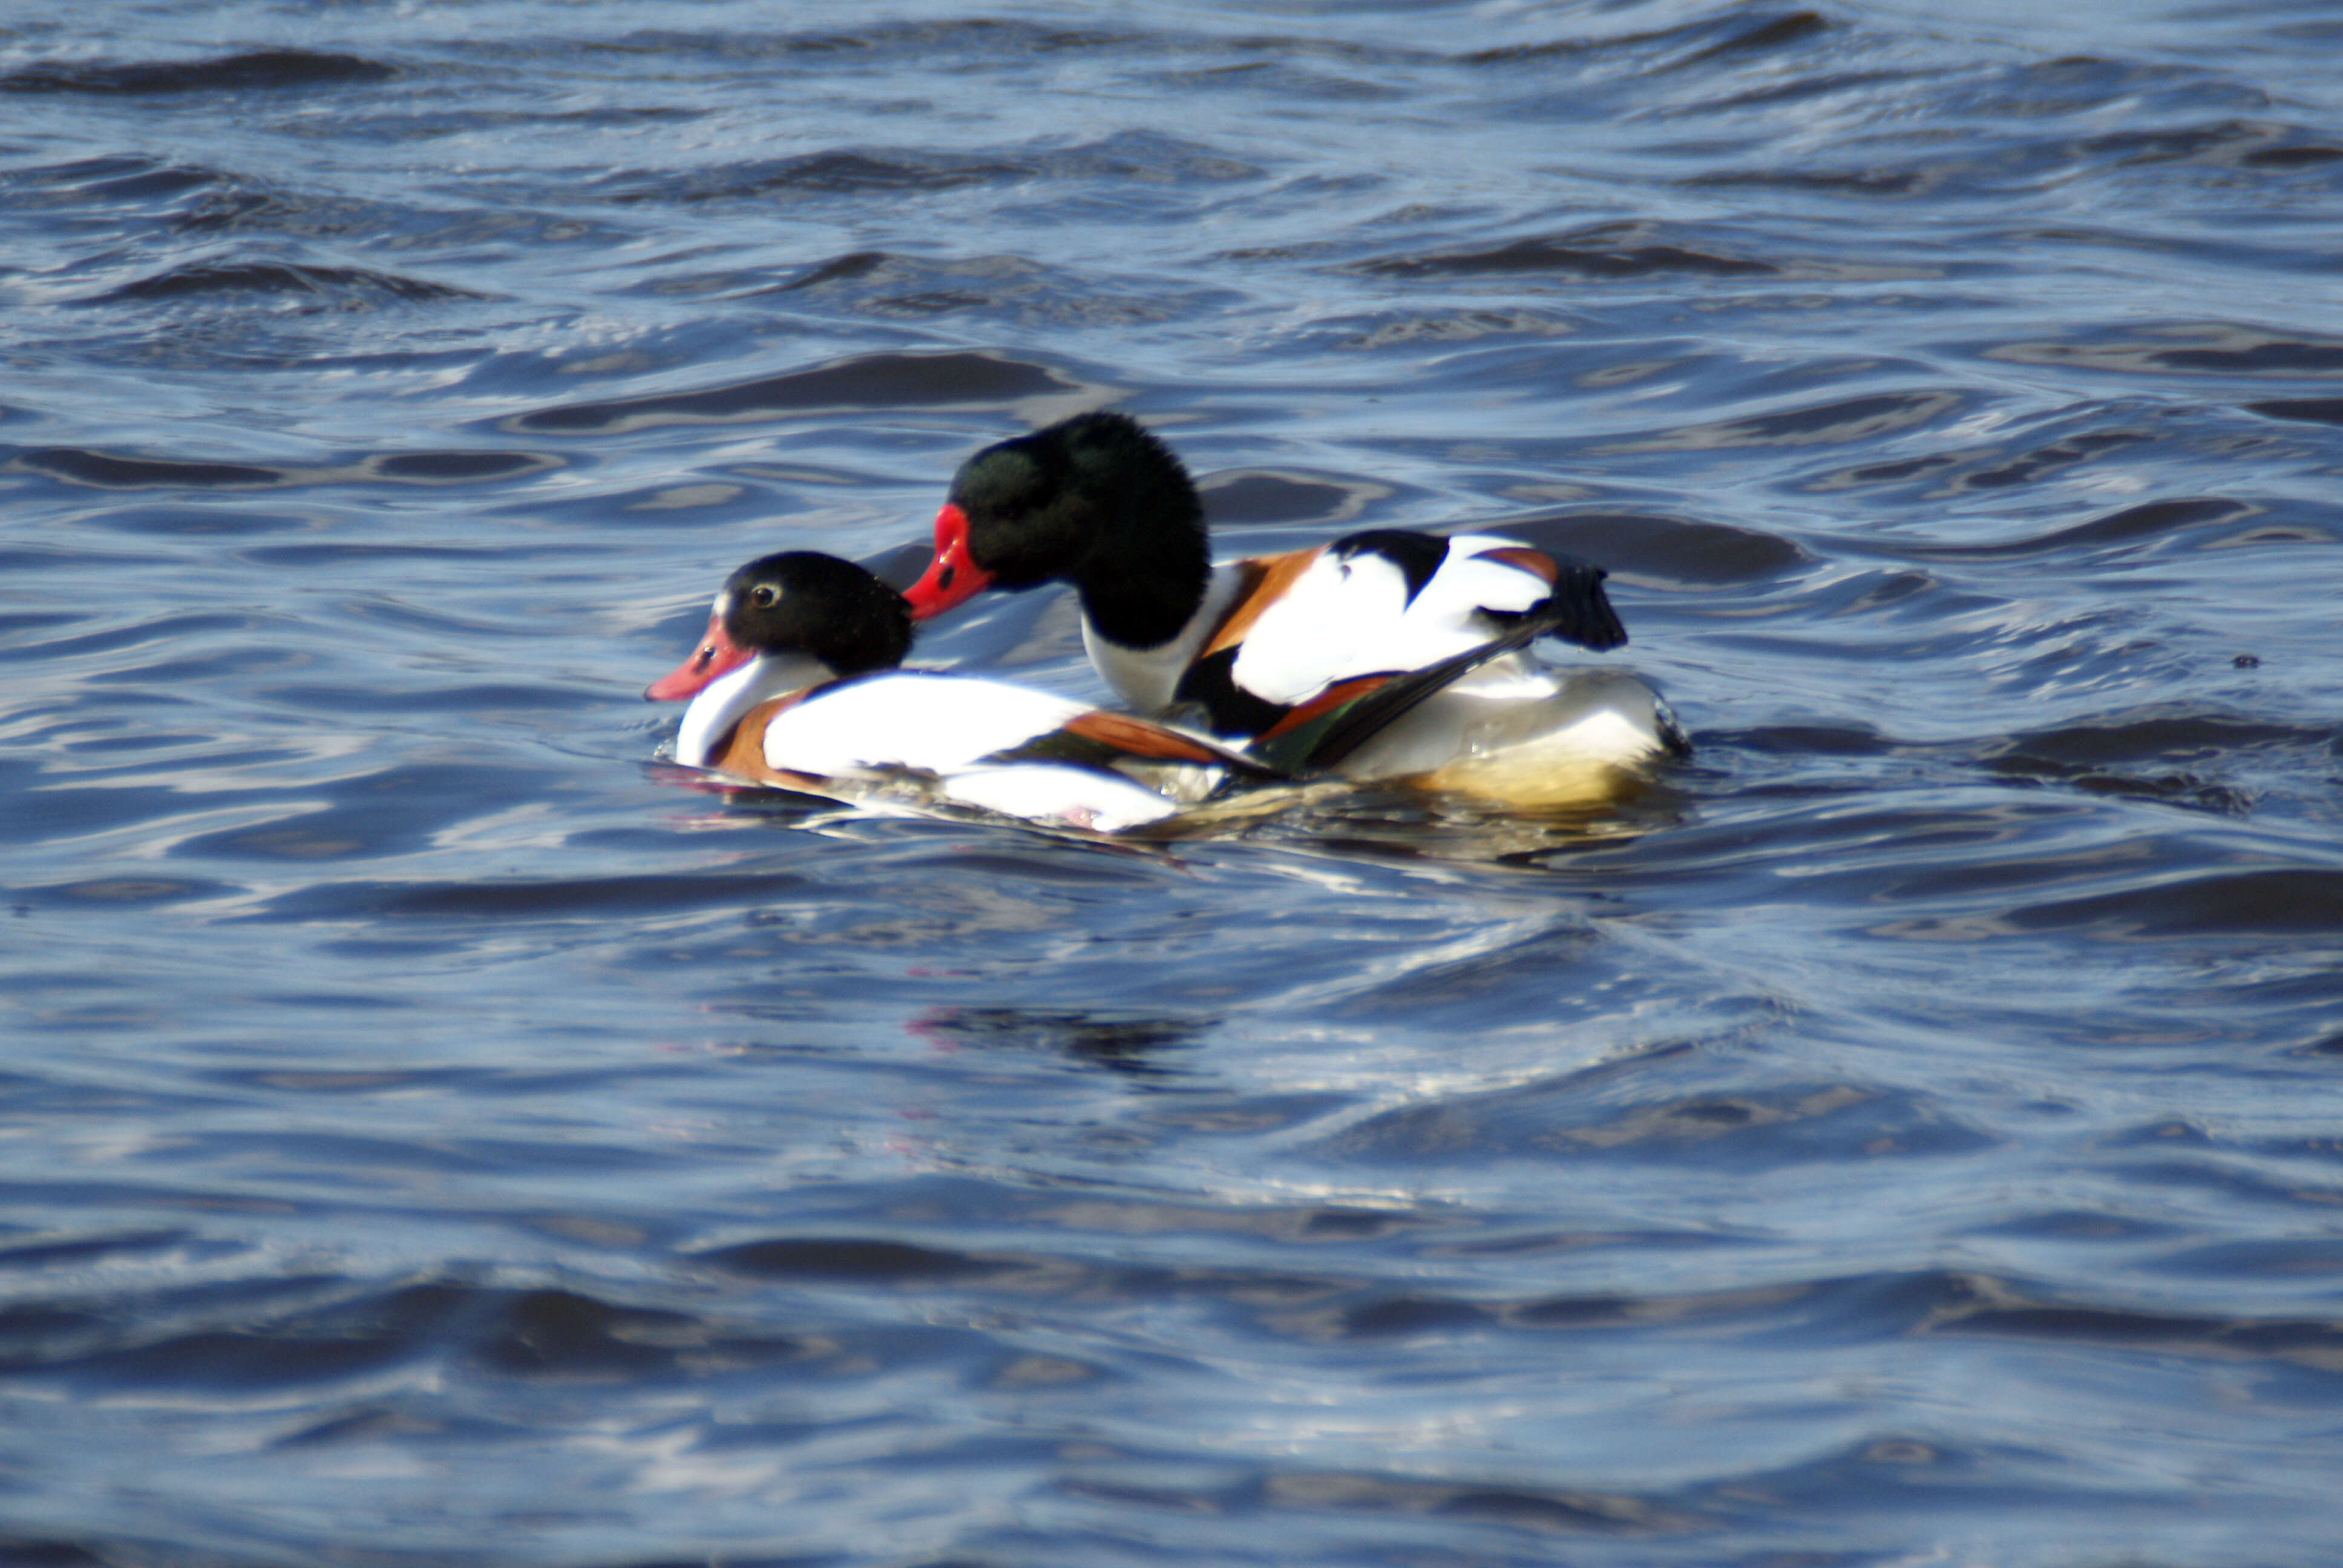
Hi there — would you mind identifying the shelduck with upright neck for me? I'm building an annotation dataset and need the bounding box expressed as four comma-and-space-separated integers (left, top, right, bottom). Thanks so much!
902, 413, 1686, 804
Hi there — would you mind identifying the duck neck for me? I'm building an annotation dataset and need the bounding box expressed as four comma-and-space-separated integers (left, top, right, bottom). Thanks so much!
676, 652, 831, 767
1068, 508, 1211, 651
1083, 564, 1247, 713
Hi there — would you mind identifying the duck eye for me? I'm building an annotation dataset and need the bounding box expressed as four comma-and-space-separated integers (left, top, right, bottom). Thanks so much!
749, 585, 778, 607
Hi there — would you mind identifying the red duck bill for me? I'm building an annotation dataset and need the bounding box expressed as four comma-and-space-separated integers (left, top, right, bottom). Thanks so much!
646, 613, 753, 700
903, 503, 994, 620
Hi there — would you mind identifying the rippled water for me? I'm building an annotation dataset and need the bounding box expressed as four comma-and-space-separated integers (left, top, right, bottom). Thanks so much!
7, 2, 2343, 1563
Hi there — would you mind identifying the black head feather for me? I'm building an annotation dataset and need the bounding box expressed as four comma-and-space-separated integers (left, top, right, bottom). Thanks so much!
719, 552, 911, 675
948, 411, 1211, 648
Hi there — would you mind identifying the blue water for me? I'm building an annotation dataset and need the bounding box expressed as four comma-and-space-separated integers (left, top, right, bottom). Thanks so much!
5, 3, 2343, 1563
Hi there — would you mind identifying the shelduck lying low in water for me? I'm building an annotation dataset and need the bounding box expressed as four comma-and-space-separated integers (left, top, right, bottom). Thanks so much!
645, 550, 1285, 832
902, 412, 1687, 805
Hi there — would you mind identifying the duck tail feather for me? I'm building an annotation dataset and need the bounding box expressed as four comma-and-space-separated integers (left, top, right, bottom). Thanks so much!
1530, 558, 1628, 653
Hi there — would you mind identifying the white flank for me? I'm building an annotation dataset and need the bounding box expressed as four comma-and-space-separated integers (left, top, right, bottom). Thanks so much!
1331, 665, 1673, 786
1227, 535, 1559, 707
1081, 538, 1561, 717
939, 765, 1183, 832
761, 673, 1092, 775
1228, 549, 1406, 704
756, 673, 1199, 831
1398, 535, 1555, 638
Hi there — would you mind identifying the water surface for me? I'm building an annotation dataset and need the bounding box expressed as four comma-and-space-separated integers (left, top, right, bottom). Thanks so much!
5, 2, 2343, 1563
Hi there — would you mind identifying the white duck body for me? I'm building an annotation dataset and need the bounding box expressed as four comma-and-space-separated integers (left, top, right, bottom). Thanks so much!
652, 551, 1245, 834
905, 415, 1687, 803
1081, 534, 1554, 717
1227, 534, 1556, 705
1328, 661, 1683, 805
1083, 534, 1683, 797
763, 671, 1211, 831
680, 664, 1234, 834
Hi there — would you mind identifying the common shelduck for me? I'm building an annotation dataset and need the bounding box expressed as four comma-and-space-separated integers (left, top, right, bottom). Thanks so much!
901, 413, 1686, 803
646, 550, 1293, 832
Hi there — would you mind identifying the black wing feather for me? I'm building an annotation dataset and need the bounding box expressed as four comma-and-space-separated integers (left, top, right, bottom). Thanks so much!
1259, 595, 1602, 774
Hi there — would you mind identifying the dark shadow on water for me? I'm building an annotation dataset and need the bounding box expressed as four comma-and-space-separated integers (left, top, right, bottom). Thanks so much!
907, 1006, 1208, 1078
1351, 221, 1781, 281
84, 261, 486, 307
1489, 510, 1810, 589
1202, 468, 1392, 529
0, 50, 394, 96
17, 445, 557, 491
507, 349, 1111, 436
